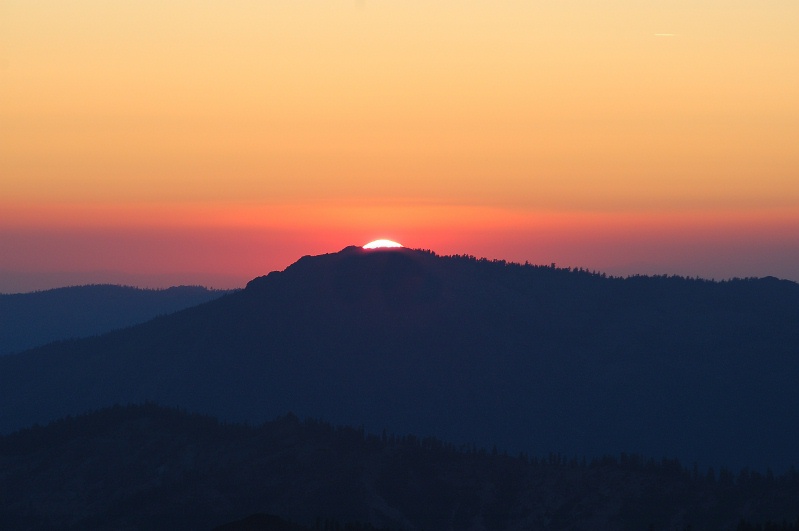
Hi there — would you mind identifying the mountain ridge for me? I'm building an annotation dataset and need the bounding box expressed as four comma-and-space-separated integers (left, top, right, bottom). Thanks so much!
2, 402, 799, 531
1, 246, 798, 471
0, 284, 234, 356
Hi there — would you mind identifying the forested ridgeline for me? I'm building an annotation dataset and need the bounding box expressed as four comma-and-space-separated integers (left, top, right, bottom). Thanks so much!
2, 404, 798, 531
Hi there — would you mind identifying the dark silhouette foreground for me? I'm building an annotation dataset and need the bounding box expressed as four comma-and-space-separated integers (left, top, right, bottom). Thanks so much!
1, 404, 798, 531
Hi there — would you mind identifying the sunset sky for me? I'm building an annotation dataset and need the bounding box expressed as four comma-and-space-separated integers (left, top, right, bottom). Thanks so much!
2, 1, 798, 292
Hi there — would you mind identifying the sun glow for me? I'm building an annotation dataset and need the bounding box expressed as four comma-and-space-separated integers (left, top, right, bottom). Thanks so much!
363, 239, 403, 249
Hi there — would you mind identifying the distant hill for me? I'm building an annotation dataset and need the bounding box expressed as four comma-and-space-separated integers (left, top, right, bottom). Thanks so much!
1, 247, 798, 470
1, 403, 797, 531
0, 284, 233, 356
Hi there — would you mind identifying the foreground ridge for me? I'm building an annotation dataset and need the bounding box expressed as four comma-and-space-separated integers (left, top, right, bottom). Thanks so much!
1, 404, 799, 531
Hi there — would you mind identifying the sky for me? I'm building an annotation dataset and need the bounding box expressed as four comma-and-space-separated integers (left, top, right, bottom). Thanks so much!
2, 1, 798, 292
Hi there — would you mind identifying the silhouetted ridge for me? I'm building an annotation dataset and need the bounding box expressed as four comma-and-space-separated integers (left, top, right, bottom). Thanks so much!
0, 284, 232, 356
247, 246, 440, 302
2, 403, 799, 531
2, 247, 799, 471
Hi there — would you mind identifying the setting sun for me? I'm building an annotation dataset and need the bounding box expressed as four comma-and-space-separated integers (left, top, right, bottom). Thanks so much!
363, 240, 404, 250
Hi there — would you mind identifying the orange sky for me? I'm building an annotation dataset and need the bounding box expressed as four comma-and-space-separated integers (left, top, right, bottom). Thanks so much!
2, 2, 798, 291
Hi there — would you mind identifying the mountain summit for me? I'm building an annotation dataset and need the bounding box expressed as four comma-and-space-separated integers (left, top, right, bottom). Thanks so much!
2, 247, 798, 470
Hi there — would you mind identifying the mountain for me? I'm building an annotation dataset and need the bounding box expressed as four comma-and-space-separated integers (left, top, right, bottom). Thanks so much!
1, 246, 798, 470
2, 404, 798, 531
0, 284, 234, 356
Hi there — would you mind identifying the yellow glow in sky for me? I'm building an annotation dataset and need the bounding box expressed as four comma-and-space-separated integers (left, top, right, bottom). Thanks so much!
4, 1, 798, 207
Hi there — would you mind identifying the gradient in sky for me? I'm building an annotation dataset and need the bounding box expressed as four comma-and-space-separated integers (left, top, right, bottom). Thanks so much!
2, 1, 798, 292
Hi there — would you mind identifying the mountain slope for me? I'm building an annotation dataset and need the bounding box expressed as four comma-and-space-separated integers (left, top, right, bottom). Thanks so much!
2, 404, 798, 531
0, 284, 233, 356
1, 246, 798, 470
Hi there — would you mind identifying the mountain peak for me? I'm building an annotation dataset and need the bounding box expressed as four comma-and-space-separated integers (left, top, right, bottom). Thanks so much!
245, 246, 442, 310
245, 245, 434, 290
